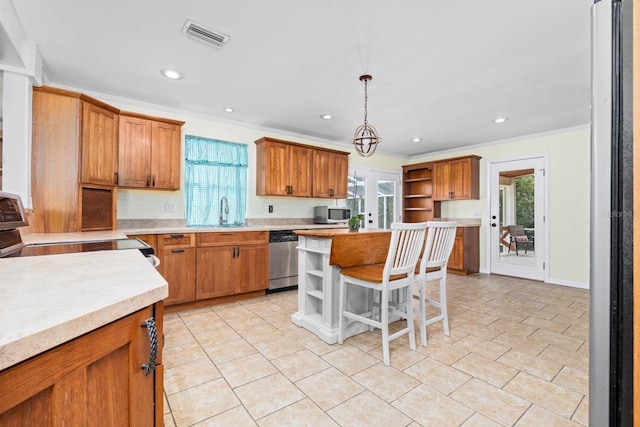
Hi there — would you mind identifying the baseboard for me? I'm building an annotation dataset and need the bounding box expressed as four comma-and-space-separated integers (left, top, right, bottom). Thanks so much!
545, 277, 590, 289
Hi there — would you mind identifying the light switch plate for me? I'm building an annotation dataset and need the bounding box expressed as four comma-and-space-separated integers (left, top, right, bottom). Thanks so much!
165, 202, 176, 213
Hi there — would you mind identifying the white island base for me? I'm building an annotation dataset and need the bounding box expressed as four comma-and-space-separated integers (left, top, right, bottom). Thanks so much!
291, 232, 386, 344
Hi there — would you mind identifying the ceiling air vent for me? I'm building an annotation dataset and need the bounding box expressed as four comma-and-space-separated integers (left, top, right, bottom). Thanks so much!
182, 20, 230, 48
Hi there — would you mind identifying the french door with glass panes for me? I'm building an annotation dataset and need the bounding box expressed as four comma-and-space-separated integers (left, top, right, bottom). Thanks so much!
488, 156, 547, 280
347, 167, 401, 229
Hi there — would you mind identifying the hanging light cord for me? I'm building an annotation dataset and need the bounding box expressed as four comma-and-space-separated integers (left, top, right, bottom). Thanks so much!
363, 78, 369, 126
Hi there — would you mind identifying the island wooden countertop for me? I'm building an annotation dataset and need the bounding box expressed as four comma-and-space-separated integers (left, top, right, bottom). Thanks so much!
294, 228, 390, 238
296, 228, 392, 269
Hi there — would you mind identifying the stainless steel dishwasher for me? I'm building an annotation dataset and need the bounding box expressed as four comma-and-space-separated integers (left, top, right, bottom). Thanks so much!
268, 230, 298, 293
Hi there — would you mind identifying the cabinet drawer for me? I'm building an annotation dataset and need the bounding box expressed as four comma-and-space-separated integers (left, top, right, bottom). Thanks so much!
197, 231, 269, 247
158, 233, 195, 250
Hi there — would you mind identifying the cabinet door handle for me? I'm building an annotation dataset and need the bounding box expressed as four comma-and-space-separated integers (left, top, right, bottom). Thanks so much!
141, 317, 158, 376
236, 247, 240, 258
114, 172, 119, 185
290, 185, 294, 194
170, 234, 184, 238
146, 175, 151, 187
171, 249, 185, 254
329, 188, 334, 197
152, 175, 156, 187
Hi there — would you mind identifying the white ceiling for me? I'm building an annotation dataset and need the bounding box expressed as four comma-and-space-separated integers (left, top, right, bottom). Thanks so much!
9, 0, 593, 157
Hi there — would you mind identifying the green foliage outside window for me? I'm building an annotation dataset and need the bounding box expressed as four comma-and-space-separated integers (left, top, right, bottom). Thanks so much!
515, 175, 535, 232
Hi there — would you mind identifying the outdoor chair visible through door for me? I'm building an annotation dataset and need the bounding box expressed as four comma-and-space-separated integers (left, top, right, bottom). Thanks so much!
508, 225, 533, 255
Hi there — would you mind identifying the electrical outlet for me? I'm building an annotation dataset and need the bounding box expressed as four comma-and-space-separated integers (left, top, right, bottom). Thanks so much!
268, 205, 274, 213
165, 202, 176, 213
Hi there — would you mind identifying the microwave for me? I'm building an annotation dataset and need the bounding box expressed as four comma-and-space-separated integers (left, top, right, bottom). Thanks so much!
314, 206, 351, 224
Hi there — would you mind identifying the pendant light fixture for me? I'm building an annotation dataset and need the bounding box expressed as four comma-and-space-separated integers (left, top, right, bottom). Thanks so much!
351, 74, 381, 157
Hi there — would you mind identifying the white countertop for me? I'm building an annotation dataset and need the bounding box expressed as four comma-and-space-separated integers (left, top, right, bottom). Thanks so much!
119, 223, 347, 235
21, 224, 347, 244
0, 249, 168, 371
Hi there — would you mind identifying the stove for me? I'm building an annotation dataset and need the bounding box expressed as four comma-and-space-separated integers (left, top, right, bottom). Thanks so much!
0, 191, 153, 258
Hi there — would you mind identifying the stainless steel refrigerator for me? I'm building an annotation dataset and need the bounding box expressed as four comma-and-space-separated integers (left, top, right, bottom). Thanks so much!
590, 0, 634, 425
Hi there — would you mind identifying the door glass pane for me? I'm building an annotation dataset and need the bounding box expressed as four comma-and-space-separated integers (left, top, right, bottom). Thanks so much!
377, 179, 395, 229
348, 173, 366, 223
498, 171, 535, 266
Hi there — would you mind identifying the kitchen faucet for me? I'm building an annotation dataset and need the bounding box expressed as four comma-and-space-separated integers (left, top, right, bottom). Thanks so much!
219, 196, 229, 225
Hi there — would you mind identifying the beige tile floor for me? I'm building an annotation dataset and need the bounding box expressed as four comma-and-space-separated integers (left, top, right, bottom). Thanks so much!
162, 273, 590, 426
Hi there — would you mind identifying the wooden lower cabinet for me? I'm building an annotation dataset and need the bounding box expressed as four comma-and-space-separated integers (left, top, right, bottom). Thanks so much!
130, 231, 269, 307
156, 234, 196, 306
196, 231, 269, 299
161, 247, 196, 305
196, 246, 236, 298
447, 226, 480, 275
0, 304, 163, 426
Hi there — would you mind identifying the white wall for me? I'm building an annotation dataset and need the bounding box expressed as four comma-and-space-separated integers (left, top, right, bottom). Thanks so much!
409, 126, 590, 287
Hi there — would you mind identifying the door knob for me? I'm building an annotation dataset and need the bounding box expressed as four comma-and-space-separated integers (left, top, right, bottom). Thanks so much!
491, 223, 497, 227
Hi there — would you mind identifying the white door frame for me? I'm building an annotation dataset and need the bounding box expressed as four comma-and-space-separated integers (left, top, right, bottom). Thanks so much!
348, 166, 401, 229
485, 154, 549, 282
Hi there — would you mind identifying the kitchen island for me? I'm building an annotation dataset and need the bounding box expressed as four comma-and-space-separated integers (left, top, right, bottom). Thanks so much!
0, 247, 167, 425
292, 228, 392, 344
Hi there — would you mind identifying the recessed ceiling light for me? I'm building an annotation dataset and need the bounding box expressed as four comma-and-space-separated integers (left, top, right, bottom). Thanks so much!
412, 137, 422, 143
320, 114, 332, 120
161, 69, 183, 80
224, 107, 234, 113
493, 117, 508, 124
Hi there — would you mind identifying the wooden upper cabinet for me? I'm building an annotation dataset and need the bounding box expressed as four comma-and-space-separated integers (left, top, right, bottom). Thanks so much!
31, 87, 119, 233
255, 137, 349, 198
288, 144, 313, 197
312, 150, 349, 198
151, 121, 182, 190
118, 116, 152, 187
255, 137, 312, 197
433, 155, 481, 201
81, 101, 119, 186
118, 113, 184, 190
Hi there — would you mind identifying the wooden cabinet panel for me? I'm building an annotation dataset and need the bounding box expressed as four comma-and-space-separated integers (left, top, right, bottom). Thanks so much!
448, 231, 465, 271
118, 113, 184, 190
433, 155, 480, 201
157, 234, 196, 305
118, 115, 152, 187
151, 121, 182, 190
196, 246, 235, 299
0, 305, 162, 426
234, 244, 269, 294
197, 231, 268, 247
160, 247, 196, 305
81, 101, 118, 186
158, 233, 196, 250
433, 161, 450, 201
312, 150, 348, 198
256, 137, 348, 198
447, 226, 479, 275
289, 144, 313, 196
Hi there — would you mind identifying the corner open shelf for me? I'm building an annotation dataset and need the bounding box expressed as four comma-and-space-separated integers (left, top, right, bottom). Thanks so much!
402, 162, 440, 223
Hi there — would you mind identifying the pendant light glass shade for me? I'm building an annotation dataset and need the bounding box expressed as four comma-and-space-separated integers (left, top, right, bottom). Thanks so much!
350, 75, 381, 157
